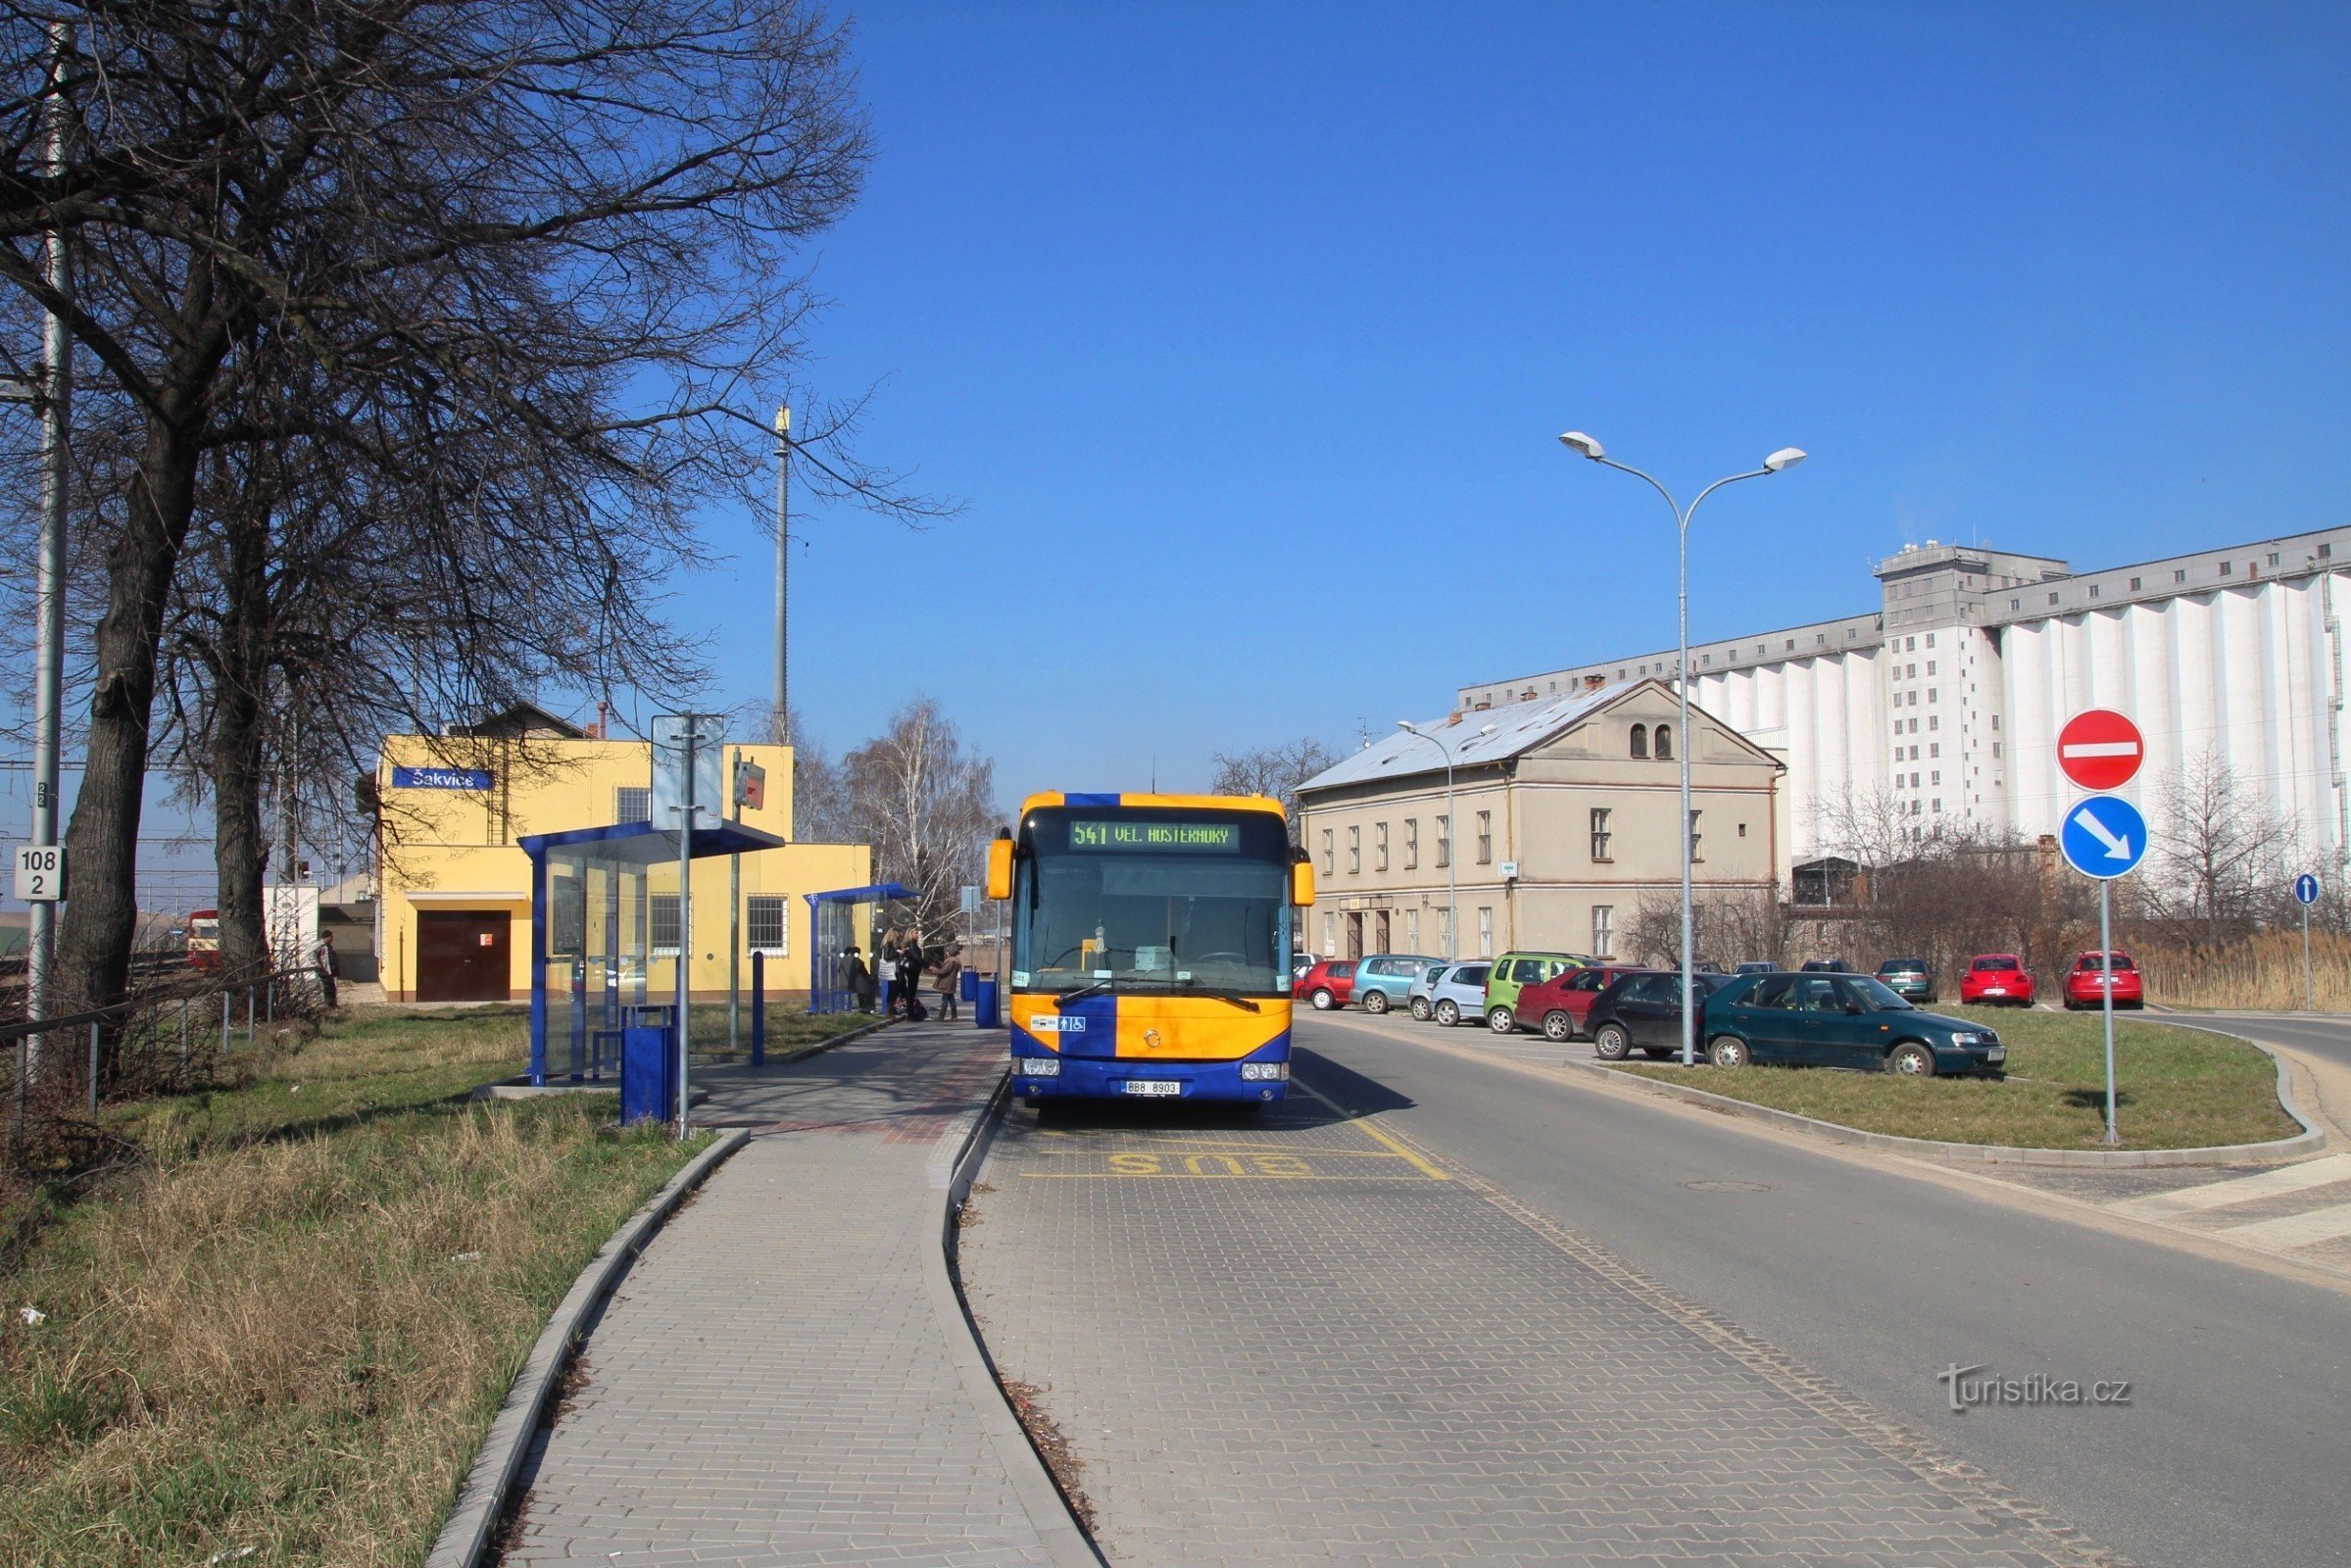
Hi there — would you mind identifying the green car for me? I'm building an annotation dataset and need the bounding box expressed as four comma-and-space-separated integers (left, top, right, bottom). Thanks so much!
1874, 956, 1936, 1003
1482, 951, 1592, 1034
1701, 972, 2005, 1076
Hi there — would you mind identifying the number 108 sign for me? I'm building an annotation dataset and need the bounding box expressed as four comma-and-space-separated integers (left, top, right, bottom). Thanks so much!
14, 845, 65, 902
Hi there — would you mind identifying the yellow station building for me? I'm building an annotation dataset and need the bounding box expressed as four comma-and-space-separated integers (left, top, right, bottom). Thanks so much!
375, 705, 870, 1003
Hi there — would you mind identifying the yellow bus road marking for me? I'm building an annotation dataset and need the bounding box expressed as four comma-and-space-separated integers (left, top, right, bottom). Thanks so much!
1021, 1172, 1443, 1181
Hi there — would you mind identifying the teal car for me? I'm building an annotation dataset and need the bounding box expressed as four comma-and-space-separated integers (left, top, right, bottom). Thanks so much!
1699, 972, 2006, 1077
1350, 954, 1447, 1014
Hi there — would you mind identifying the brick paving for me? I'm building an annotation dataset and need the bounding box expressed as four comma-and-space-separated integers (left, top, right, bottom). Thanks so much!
500, 1022, 1060, 1568
959, 1079, 2133, 1568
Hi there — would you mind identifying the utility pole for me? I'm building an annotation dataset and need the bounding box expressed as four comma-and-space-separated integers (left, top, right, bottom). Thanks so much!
772, 404, 791, 735
27, 19, 74, 1044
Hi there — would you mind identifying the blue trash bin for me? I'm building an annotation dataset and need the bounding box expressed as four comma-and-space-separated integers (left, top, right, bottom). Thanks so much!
974, 977, 1000, 1030
959, 967, 978, 1003
620, 1025, 676, 1127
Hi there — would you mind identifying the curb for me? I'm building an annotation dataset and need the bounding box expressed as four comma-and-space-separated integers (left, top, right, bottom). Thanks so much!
424, 1127, 752, 1568
929, 1071, 1105, 1568
1581, 1043, 2327, 1168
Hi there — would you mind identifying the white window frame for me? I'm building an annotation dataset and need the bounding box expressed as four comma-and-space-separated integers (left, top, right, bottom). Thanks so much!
1404, 817, 1419, 870
747, 894, 789, 956
1477, 906, 1494, 958
650, 892, 680, 956
1592, 905, 1614, 957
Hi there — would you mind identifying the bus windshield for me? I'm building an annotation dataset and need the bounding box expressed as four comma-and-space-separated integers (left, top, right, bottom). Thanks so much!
1013, 808, 1291, 996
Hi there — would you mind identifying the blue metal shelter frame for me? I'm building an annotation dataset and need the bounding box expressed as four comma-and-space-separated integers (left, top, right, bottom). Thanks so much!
521, 817, 790, 1085
806, 881, 915, 1013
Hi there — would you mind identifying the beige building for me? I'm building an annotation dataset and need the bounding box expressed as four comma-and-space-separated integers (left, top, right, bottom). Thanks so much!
1295, 680, 1789, 962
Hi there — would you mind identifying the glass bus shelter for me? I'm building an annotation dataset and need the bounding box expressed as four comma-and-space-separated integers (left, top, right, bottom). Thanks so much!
520, 818, 790, 1086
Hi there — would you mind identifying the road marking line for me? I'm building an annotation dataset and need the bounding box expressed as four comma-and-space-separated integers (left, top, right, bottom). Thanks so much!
2108, 1154, 2351, 1217
1287, 1079, 1452, 1179
2218, 1200, 2351, 1249
1018, 1171, 1440, 1181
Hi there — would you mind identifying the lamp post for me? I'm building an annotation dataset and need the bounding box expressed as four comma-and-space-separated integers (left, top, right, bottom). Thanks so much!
1557, 431, 1805, 1067
1397, 719, 1495, 960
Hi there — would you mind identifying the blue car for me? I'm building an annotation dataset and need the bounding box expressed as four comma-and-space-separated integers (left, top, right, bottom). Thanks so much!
1699, 972, 2006, 1076
1410, 961, 1493, 1026
1351, 954, 1447, 1014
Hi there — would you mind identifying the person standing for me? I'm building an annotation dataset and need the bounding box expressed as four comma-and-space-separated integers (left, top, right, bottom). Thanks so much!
935, 946, 962, 1022
877, 941, 900, 1016
900, 936, 927, 1016
312, 934, 339, 1010
845, 946, 874, 1012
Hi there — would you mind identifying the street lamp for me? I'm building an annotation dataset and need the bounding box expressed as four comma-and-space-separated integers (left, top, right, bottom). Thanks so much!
1557, 431, 1806, 1066
1396, 718, 1495, 960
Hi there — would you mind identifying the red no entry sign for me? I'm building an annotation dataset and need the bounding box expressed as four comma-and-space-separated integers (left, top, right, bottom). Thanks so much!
2058, 709, 2144, 791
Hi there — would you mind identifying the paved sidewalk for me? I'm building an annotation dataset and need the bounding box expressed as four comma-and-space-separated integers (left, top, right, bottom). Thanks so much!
500, 1021, 1072, 1568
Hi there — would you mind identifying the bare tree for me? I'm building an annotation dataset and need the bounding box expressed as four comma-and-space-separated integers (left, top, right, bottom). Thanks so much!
2147, 747, 2299, 948
1207, 737, 1339, 836
0, 1, 875, 1006
765, 703, 857, 843
841, 697, 998, 942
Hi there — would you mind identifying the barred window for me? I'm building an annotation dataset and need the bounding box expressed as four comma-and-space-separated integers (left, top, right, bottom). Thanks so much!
748, 896, 788, 955
651, 893, 679, 955
616, 786, 652, 823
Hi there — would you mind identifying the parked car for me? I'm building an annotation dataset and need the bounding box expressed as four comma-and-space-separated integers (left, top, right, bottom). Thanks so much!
1412, 960, 1494, 1025
1734, 960, 1781, 975
1874, 956, 1935, 1003
1351, 954, 1447, 1013
1294, 958, 1358, 1011
1958, 954, 2036, 1006
1699, 971, 2007, 1076
2064, 951, 2145, 1010
1514, 963, 1641, 1041
1483, 951, 1593, 1033
1798, 957, 1849, 972
1291, 952, 1316, 982
1585, 970, 1739, 1059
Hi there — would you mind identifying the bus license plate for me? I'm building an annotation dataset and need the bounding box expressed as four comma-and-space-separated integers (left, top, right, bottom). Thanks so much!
1124, 1080, 1181, 1098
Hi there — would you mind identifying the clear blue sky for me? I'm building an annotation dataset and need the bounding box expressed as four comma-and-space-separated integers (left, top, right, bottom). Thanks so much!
47, 0, 2351, 903
726, 1, 2350, 805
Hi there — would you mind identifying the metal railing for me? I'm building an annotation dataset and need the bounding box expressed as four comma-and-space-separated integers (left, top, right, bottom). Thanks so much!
4, 962, 325, 1161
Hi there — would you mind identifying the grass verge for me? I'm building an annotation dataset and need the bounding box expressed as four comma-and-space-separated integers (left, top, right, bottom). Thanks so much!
0, 1005, 708, 1568
1612, 1005, 2299, 1151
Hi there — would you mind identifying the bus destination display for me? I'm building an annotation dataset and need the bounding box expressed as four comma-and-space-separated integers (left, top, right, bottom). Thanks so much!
1068, 819, 1239, 852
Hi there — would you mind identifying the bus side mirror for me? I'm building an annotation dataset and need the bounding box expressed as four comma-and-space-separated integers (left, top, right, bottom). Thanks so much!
1291, 858, 1315, 906
985, 836, 1013, 901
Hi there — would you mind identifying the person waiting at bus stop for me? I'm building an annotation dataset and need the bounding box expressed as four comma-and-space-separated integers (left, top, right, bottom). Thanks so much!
934, 946, 962, 1022
844, 946, 874, 1012
899, 935, 926, 1015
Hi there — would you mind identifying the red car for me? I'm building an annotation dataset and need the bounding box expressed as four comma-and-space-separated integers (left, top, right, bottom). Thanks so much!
2064, 951, 2144, 1010
1513, 964, 1640, 1041
1958, 954, 2035, 1006
1294, 958, 1358, 1011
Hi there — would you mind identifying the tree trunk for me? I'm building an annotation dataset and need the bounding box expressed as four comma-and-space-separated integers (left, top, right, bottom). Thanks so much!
210, 502, 272, 979
55, 413, 201, 1011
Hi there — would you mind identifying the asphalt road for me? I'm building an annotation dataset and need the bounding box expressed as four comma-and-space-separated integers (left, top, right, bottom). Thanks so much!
1297, 1008, 2351, 1568
2174, 1010, 2351, 1073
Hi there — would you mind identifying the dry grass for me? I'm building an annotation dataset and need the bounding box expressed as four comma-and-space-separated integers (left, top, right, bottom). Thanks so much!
2136, 930, 2351, 1012
0, 1006, 704, 1568
1615, 1005, 2297, 1151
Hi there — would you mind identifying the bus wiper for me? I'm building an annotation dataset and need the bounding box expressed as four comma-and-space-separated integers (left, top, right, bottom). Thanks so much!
1179, 980, 1260, 1012
1056, 980, 1112, 1004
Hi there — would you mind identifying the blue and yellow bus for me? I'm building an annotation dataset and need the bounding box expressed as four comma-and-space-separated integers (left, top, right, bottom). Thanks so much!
986, 792, 1314, 1104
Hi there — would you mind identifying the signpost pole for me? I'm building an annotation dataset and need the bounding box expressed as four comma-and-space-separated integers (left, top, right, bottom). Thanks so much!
676, 723, 695, 1140
2100, 881, 2119, 1146
2303, 900, 2313, 1012
729, 748, 741, 1057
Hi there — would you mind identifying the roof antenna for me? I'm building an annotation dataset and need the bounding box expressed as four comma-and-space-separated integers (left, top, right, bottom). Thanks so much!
1151, 754, 1157, 793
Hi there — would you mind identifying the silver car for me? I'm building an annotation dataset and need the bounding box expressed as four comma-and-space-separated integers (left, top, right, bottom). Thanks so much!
1408, 960, 1494, 1025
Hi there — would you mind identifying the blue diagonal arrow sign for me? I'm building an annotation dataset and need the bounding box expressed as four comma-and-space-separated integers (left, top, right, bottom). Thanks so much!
2060, 794, 2148, 880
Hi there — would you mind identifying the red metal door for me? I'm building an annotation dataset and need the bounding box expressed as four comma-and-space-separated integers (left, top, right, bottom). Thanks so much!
417, 910, 511, 1002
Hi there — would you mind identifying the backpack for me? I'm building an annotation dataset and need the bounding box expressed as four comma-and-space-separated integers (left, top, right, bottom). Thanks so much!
905, 995, 928, 1022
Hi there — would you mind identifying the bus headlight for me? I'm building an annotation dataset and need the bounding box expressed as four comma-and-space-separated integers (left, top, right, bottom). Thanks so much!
1014, 1055, 1060, 1076
1239, 1061, 1289, 1082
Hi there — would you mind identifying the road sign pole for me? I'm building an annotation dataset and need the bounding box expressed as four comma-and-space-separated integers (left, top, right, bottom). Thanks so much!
2100, 882, 2119, 1147
2303, 902, 2313, 1012
676, 723, 695, 1141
